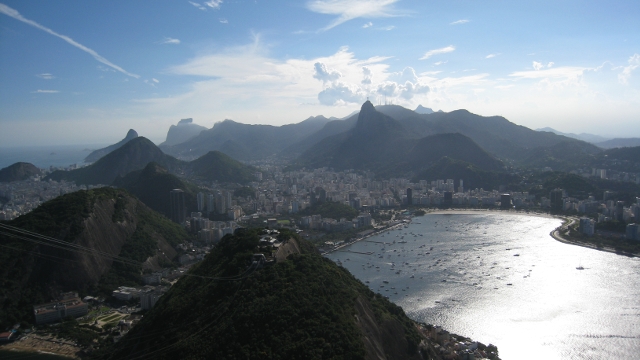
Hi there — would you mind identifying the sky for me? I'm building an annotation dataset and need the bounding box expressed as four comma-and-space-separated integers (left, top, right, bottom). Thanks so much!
1, 0, 639, 147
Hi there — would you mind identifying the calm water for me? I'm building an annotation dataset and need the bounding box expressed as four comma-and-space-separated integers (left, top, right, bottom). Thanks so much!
326, 213, 640, 360
0, 144, 107, 169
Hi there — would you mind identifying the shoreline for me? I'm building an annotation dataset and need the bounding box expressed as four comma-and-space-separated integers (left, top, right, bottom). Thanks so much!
549, 217, 638, 258
1, 334, 81, 359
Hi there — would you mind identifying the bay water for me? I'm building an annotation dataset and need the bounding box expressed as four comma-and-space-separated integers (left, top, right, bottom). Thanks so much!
326, 213, 640, 359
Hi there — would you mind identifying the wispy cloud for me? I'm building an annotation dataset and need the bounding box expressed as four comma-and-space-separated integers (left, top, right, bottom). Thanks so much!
159, 37, 180, 45
220, 18, 228, 24
485, 53, 499, 59
380, 25, 394, 31
420, 45, 455, 60
0, 3, 139, 79
36, 73, 55, 79
189, 1, 206, 10
307, 0, 401, 31
204, 0, 223, 9
433, 61, 447, 66
450, 19, 468, 25
32, 89, 59, 93
509, 66, 587, 79
363, 21, 373, 28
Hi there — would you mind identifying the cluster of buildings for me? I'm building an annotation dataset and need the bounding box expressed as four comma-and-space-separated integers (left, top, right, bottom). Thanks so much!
33, 292, 89, 325
421, 324, 498, 360
112, 285, 169, 310
230, 168, 540, 218
0, 177, 104, 220
185, 212, 240, 244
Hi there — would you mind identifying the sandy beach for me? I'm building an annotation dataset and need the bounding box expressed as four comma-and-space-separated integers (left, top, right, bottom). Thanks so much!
2, 334, 81, 359
423, 208, 558, 219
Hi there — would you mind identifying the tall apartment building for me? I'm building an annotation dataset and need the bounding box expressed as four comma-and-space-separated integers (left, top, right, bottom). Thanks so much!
169, 189, 186, 224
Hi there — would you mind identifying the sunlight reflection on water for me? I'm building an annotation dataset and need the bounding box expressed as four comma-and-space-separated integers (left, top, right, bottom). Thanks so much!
326, 213, 640, 360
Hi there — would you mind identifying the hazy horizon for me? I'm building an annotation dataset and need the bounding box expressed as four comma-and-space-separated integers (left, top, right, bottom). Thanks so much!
1, 1, 639, 147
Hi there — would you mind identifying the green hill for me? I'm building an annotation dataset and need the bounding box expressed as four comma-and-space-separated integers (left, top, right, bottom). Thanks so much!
113, 162, 200, 217
413, 157, 519, 191
0, 187, 191, 328
297, 201, 359, 220
46, 137, 183, 185
187, 150, 257, 184
0, 162, 41, 182
99, 229, 425, 359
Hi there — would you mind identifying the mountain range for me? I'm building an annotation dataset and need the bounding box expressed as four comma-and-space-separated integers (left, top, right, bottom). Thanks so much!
295, 101, 507, 176
536, 127, 610, 144
46, 137, 257, 186
159, 115, 333, 161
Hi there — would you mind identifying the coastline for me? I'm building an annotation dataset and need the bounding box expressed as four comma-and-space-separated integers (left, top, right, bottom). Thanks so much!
1, 335, 81, 359
549, 217, 638, 258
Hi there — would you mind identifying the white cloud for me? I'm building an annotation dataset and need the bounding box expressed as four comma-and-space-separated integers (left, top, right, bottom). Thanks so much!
204, 0, 223, 9
0, 4, 139, 79
363, 21, 373, 28
220, 18, 228, 24
189, 1, 206, 10
434, 61, 447, 66
36, 73, 55, 79
619, 53, 640, 84
152, 78, 160, 83
318, 82, 366, 105
532, 61, 544, 71
547, 62, 554, 68
450, 19, 469, 25
362, 66, 372, 84
380, 25, 395, 31
485, 53, 499, 59
313, 62, 342, 83
32, 89, 59, 93
420, 45, 455, 60
159, 37, 180, 45
307, 0, 401, 31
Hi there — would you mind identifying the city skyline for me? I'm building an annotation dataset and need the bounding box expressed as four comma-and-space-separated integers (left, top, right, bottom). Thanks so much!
1, 0, 639, 146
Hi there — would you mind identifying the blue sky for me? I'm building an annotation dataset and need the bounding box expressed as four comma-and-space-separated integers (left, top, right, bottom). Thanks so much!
1, 0, 639, 146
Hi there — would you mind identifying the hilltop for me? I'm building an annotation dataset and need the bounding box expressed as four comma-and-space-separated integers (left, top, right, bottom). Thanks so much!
84, 129, 139, 163
0, 162, 41, 182
0, 187, 192, 328
159, 118, 207, 147
47, 137, 182, 185
98, 228, 428, 360
112, 162, 201, 217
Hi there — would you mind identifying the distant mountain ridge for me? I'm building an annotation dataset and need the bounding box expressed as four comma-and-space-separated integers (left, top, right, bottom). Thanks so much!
160, 118, 207, 147
160, 115, 332, 161
84, 129, 138, 163
536, 127, 610, 144
595, 138, 640, 149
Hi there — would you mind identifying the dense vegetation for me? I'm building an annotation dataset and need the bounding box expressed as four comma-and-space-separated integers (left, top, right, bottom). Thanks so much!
0, 188, 191, 329
100, 229, 423, 359
113, 162, 200, 217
